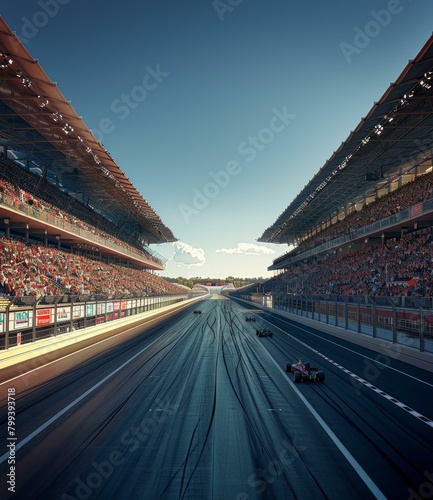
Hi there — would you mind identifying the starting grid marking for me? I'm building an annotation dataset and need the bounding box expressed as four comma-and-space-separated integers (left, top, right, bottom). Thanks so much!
267, 319, 433, 429
313, 349, 433, 428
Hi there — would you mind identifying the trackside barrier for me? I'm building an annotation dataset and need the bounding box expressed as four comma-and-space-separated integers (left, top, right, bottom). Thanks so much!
230, 292, 433, 354
0, 292, 205, 350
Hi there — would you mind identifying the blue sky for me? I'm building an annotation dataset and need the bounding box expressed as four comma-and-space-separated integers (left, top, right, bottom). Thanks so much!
3, 1, 433, 278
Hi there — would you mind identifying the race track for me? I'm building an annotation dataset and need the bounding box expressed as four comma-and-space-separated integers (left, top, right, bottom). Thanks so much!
1, 295, 432, 499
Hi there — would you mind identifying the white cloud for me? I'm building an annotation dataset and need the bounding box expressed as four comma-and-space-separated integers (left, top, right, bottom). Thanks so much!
215, 243, 276, 256
171, 241, 206, 267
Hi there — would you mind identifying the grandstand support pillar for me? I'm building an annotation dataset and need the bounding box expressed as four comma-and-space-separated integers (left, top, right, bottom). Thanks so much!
69, 299, 75, 333
4, 304, 11, 349
335, 298, 338, 328
83, 299, 87, 329
32, 302, 36, 343
3, 218, 10, 239
325, 299, 329, 325
420, 308, 425, 352
357, 302, 361, 333
25, 223, 29, 244
372, 301, 377, 338
53, 301, 58, 336
55, 235, 61, 250
345, 300, 348, 330
392, 304, 397, 344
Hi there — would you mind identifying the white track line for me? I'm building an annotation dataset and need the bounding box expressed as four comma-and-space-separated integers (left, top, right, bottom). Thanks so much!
0, 305, 187, 386
277, 316, 433, 388
264, 317, 433, 429
0, 333, 163, 465
259, 343, 387, 500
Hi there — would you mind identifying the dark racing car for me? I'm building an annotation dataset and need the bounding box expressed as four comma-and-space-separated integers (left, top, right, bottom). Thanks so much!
256, 329, 273, 338
284, 359, 325, 382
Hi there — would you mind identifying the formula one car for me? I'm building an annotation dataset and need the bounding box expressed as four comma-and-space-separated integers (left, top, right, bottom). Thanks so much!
256, 329, 273, 338
284, 360, 325, 382
193, 310, 201, 315
245, 316, 256, 322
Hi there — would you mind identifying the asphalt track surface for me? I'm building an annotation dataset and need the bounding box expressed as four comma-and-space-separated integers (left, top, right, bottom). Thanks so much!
0, 295, 432, 499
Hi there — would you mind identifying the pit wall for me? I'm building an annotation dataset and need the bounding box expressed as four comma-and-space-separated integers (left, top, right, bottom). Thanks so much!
0, 292, 208, 350
229, 293, 433, 372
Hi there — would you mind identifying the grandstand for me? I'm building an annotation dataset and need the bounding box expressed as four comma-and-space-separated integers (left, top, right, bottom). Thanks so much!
256, 33, 433, 299
0, 16, 180, 299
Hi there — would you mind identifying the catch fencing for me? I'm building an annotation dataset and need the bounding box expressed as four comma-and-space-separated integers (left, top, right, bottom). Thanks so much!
234, 292, 433, 354
0, 293, 190, 349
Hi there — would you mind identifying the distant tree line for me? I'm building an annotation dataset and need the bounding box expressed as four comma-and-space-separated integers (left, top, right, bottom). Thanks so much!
163, 276, 264, 289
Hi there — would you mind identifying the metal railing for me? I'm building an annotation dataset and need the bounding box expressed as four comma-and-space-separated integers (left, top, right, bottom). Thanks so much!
0, 191, 163, 268
0, 291, 203, 349
270, 198, 433, 269
233, 292, 433, 353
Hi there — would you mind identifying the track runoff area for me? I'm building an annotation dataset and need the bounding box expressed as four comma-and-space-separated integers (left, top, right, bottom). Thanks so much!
0, 294, 432, 499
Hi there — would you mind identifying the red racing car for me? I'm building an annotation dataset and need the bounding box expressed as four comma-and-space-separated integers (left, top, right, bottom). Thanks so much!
284, 359, 325, 382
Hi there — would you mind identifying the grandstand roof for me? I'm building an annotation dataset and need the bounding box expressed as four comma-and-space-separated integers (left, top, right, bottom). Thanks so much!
0, 17, 176, 245
259, 33, 433, 245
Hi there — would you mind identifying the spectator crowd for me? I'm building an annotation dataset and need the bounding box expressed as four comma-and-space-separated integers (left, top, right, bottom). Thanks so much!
0, 157, 162, 265
0, 237, 185, 298
274, 171, 433, 264
3, 158, 433, 299
0, 158, 185, 298
254, 230, 433, 298
247, 171, 433, 298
